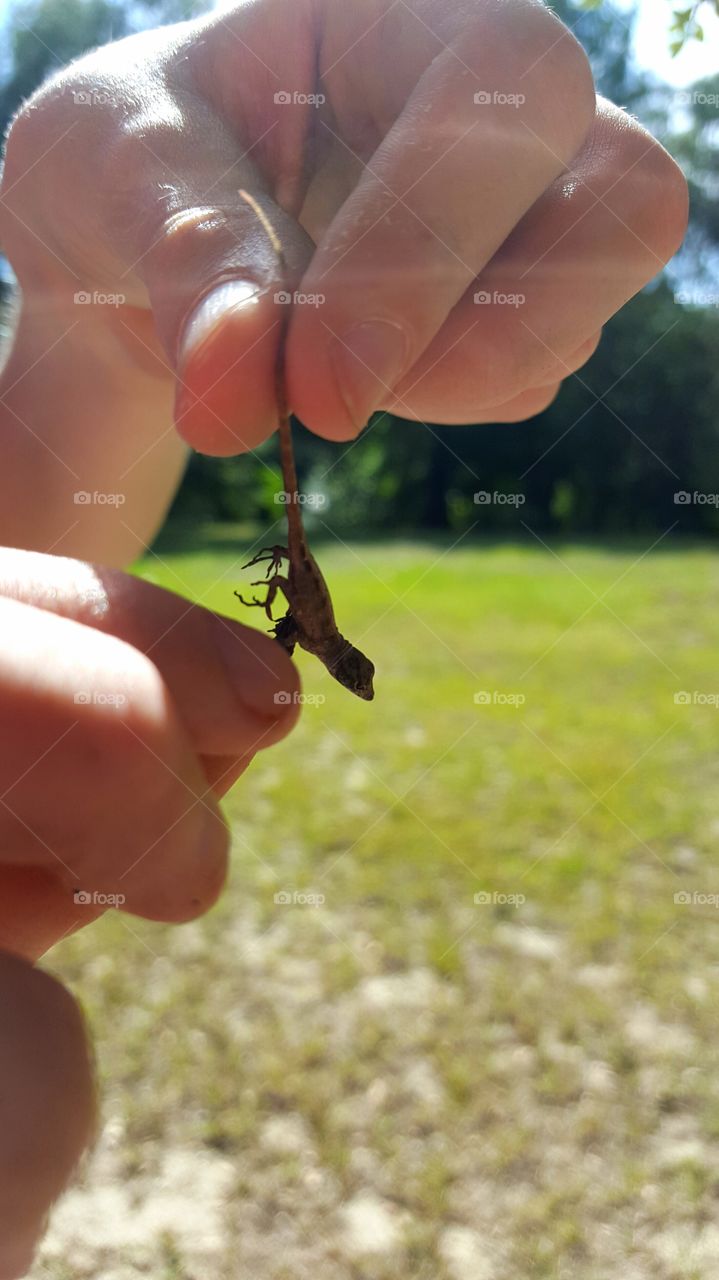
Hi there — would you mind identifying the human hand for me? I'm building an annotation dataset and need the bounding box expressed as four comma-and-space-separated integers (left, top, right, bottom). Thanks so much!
0, 546, 299, 1275
0, 0, 687, 561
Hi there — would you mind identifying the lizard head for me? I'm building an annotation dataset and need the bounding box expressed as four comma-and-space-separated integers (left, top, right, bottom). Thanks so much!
330, 643, 376, 701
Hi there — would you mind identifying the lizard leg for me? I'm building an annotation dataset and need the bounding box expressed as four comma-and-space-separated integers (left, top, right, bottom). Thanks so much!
235, 575, 290, 623
273, 611, 299, 656
242, 546, 289, 576
261, 576, 290, 622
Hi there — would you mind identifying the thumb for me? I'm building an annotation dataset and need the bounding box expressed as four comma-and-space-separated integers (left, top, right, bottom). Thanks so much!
0, 952, 96, 1277
114, 100, 313, 455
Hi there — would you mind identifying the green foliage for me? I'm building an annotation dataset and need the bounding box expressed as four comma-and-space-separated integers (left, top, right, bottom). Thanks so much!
573, 0, 719, 53
666, 1, 718, 53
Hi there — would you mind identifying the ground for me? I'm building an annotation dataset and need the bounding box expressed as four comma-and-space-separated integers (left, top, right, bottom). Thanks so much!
30, 535, 719, 1280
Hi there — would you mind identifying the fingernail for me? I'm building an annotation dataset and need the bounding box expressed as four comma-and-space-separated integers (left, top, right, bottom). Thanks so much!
213, 619, 299, 723
179, 280, 261, 366
330, 319, 410, 433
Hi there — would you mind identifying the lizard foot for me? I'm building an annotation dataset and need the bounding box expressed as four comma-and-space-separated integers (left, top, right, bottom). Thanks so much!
242, 545, 289, 578
234, 591, 267, 610
235, 574, 289, 623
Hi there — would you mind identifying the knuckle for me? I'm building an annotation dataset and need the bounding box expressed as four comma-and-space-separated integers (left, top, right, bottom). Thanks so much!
595, 104, 689, 264
154, 204, 232, 271
519, 7, 596, 158
632, 138, 689, 262
1, 105, 33, 194
454, 3, 595, 169
0, 101, 48, 239
2, 70, 90, 191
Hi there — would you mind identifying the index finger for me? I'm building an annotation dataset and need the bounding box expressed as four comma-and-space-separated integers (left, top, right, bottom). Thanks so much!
288, 0, 595, 439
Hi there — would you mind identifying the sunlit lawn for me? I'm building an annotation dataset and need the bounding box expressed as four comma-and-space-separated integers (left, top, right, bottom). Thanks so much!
34, 535, 719, 1280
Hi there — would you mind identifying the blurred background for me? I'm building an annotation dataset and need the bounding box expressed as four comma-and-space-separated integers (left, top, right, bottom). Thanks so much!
3, 2, 719, 1278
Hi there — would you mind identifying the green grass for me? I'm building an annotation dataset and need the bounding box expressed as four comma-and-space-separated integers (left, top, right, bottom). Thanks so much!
34, 536, 719, 1280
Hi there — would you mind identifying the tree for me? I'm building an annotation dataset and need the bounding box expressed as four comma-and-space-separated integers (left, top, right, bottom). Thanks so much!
575, 0, 719, 53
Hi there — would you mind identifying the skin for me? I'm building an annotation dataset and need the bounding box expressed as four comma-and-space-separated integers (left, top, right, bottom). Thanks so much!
0, 0, 688, 1271
0, 0, 687, 562
0, 547, 300, 1274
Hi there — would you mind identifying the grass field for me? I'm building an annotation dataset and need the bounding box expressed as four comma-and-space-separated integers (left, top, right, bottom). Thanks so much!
32, 534, 719, 1280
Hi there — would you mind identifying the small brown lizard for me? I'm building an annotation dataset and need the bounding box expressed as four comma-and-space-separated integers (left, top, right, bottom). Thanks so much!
235, 191, 375, 702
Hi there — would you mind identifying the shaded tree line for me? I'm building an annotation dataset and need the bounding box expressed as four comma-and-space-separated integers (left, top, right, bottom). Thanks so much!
1, 0, 717, 536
